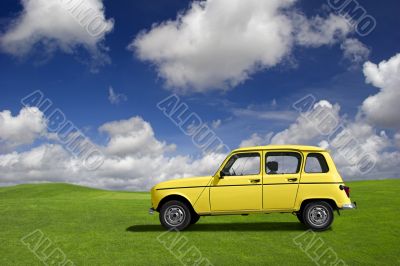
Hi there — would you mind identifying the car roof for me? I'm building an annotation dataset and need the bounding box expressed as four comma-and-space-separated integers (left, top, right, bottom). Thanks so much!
232, 145, 326, 153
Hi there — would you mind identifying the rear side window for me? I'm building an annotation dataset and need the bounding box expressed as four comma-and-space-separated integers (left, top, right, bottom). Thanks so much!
305, 153, 329, 173
265, 152, 301, 174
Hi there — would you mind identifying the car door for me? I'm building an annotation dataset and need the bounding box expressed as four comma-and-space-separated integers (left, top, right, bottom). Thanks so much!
263, 150, 302, 210
210, 151, 263, 212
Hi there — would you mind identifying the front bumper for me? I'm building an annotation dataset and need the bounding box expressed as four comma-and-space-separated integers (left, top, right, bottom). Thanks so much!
341, 202, 357, 210
149, 207, 155, 215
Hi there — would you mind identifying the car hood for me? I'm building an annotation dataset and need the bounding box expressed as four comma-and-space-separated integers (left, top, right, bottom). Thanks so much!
153, 176, 213, 190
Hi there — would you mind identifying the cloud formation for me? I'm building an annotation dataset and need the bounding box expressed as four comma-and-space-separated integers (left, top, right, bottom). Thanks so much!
239, 98, 400, 179
340, 38, 370, 68
395, 132, 400, 148
131, 0, 352, 93
0, 107, 46, 150
99, 116, 175, 157
1, 91, 399, 190
239, 51, 400, 179
0, 109, 225, 190
108, 87, 127, 105
362, 53, 400, 128
293, 13, 350, 47
0, 0, 114, 69
239, 133, 274, 148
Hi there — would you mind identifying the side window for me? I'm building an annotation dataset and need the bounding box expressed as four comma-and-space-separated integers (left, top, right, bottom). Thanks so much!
305, 153, 329, 173
222, 153, 260, 176
266, 152, 301, 174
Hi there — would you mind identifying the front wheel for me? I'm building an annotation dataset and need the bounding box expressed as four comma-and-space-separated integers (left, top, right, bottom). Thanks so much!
190, 213, 200, 225
302, 201, 334, 231
159, 200, 192, 231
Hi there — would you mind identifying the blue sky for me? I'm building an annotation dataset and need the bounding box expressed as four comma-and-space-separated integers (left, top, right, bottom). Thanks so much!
0, 0, 399, 190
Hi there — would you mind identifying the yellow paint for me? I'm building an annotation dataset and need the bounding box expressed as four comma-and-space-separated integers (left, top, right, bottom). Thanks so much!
151, 145, 354, 215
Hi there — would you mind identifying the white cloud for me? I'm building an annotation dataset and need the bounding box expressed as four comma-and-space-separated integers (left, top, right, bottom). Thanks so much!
108, 87, 127, 105
131, 0, 352, 93
362, 53, 400, 128
99, 116, 175, 157
211, 119, 221, 129
239, 132, 274, 148
340, 38, 370, 68
1, 101, 399, 190
240, 98, 400, 179
0, 107, 47, 150
270, 101, 341, 144
0, 0, 114, 69
395, 132, 400, 148
329, 121, 391, 178
294, 13, 351, 47
314, 100, 333, 109
318, 140, 330, 149
0, 108, 226, 190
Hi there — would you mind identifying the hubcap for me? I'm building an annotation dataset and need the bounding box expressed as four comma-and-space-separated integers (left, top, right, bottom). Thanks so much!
308, 206, 329, 226
164, 205, 185, 226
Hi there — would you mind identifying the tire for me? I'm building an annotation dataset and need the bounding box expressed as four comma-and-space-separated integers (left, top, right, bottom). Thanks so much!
302, 201, 334, 231
159, 200, 192, 231
190, 213, 200, 225
296, 212, 304, 224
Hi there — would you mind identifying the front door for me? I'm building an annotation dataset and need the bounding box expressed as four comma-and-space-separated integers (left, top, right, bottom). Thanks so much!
263, 151, 302, 210
210, 151, 262, 212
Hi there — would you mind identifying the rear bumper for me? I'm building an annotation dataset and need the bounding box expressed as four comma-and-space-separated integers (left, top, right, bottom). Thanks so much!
341, 202, 357, 210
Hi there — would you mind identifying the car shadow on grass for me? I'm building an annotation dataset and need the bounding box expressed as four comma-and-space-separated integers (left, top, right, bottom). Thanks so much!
126, 222, 306, 232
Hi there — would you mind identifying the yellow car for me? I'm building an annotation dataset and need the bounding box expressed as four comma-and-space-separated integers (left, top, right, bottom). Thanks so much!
150, 145, 356, 231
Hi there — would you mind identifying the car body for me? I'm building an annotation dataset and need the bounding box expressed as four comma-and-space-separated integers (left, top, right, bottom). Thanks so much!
150, 145, 356, 231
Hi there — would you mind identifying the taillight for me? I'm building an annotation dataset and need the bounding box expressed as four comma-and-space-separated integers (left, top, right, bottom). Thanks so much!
344, 186, 350, 197
339, 185, 350, 198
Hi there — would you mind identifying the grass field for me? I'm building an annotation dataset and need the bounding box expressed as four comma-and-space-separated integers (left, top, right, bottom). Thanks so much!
0, 180, 399, 265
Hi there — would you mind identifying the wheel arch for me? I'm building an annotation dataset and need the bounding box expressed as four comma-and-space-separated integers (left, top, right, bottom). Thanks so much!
156, 194, 197, 214
299, 198, 339, 212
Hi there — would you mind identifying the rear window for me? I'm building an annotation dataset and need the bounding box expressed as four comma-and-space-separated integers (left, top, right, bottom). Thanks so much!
305, 153, 329, 173
265, 152, 301, 174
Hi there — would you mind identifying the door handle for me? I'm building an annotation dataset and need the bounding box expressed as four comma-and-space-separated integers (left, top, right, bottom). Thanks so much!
249, 178, 261, 183
287, 178, 298, 182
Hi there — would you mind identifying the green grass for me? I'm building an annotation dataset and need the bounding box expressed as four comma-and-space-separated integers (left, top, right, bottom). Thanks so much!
0, 180, 399, 265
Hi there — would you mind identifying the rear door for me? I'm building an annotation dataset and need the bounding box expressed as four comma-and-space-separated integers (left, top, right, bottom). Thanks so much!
263, 150, 302, 210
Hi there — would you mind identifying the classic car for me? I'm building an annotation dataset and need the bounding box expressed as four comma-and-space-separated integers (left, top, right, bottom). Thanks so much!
150, 145, 356, 231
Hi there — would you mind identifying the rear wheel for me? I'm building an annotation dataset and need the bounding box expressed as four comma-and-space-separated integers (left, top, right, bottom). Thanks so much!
303, 201, 334, 231
159, 200, 192, 231
296, 212, 304, 224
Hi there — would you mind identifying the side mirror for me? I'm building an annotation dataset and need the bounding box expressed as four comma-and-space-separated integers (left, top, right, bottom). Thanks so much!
219, 171, 226, 179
